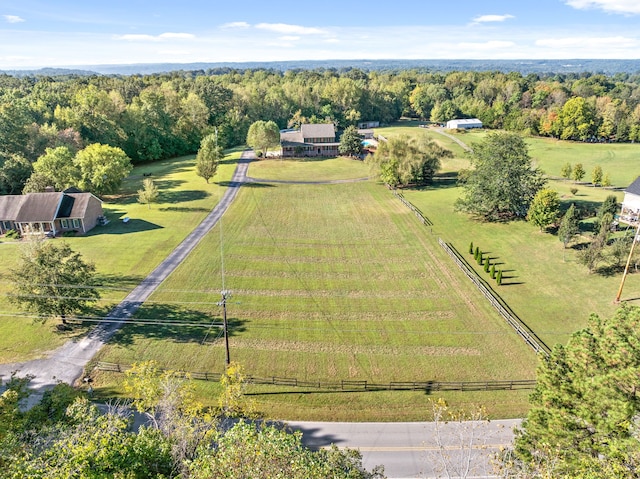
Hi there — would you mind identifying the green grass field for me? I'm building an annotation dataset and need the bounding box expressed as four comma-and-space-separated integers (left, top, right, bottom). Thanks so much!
92, 156, 537, 420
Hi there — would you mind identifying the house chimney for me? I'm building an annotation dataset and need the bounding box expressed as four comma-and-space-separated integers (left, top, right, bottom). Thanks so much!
44, 186, 55, 193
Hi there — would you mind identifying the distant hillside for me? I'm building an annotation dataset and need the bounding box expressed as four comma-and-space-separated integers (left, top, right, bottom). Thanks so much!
3, 59, 640, 77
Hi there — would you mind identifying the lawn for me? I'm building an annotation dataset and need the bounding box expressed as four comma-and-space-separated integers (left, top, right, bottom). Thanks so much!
376, 124, 640, 347
92, 156, 537, 420
248, 156, 370, 181
0, 150, 241, 363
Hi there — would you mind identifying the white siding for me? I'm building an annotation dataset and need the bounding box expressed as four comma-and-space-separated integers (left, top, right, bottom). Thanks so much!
623, 192, 640, 213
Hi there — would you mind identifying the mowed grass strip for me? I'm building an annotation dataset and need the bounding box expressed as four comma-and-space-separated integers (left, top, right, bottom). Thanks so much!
94, 164, 537, 419
0, 151, 241, 363
248, 156, 370, 181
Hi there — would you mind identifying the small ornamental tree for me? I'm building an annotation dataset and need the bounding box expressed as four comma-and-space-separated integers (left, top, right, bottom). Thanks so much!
591, 165, 603, 186
496, 269, 502, 285
560, 162, 572, 180
137, 178, 159, 209
469, 242, 474, 255
491, 264, 496, 279
474, 246, 480, 260
527, 188, 561, 232
601, 172, 612, 187
572, 163, 585, 182
484, 259, 490, 273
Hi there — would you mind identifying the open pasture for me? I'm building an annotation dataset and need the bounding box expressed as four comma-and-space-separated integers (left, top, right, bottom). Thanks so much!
93, 157, 537, 420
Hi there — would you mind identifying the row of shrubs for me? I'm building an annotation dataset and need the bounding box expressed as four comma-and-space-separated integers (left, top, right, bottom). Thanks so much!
469, 242, 503, 285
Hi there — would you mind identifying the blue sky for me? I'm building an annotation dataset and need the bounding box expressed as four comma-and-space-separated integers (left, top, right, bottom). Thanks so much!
1, 0, 639, 68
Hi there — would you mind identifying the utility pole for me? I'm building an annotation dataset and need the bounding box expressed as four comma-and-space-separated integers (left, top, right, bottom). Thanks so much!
218, 290, 231, 365
615, 222, 640, 303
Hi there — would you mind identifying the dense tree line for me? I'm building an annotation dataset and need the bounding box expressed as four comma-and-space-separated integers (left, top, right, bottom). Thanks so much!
2, 68, 640, 193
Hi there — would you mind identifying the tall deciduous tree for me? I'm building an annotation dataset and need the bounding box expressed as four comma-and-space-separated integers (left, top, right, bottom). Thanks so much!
74, 143, 132, 195
0, 153, 32, 194
10, 240, 100, 324
527, 188, 560, 231
338, 125, 363, 158
502, 306, 640, 478
31, 146, 78, 191
455, 132, 545, 221
195, 132, 222, 183
246, 120, 280, 158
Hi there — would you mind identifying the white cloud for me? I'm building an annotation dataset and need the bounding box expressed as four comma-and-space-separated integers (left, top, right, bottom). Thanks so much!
471, 14, 515, 23
566, 0, 640, 14
255, 23, 327, 35
536, 35, 637, 48
116, 32, 194, 42
279, 36, 300, 41
3, 15, 25, 23
221, 21, 250, 29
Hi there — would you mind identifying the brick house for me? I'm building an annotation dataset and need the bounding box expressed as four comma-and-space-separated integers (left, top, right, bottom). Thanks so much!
0, 189, 104, 236
280, 124, 340, 158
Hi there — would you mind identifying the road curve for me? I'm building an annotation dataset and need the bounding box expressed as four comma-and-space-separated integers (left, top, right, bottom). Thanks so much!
0, 150, 253, 400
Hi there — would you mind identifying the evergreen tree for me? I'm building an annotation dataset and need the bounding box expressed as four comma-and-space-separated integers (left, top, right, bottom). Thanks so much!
503, 306, 640, 478
557, 203, 580, 248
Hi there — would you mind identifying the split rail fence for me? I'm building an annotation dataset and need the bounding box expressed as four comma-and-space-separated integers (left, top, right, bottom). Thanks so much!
96, 362, 536, 392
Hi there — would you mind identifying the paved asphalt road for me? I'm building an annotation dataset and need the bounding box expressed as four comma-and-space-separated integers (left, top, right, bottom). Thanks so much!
0, 151, 252, 404
287, 419, 520, 479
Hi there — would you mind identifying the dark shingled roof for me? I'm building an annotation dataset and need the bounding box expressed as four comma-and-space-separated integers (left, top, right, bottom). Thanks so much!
0, 191, 102, 224
625, 176, 640, 196
300, 123, 335, 139
0, 195, 27, 221
18, 192, 63, 222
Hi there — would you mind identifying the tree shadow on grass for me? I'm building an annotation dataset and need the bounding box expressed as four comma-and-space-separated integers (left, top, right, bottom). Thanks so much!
91, 219, 163, 235
159, 206, 211, 213
109, 303, 246, 346
217, 180, 275, 188
94, 273, 145, 291
158, 190, 210, 204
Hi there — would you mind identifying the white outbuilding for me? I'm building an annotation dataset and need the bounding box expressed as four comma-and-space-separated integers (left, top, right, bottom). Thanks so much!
446, 118, 483, 129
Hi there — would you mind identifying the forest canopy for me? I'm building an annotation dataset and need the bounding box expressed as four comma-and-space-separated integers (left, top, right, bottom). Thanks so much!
2, 68, 640, 193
